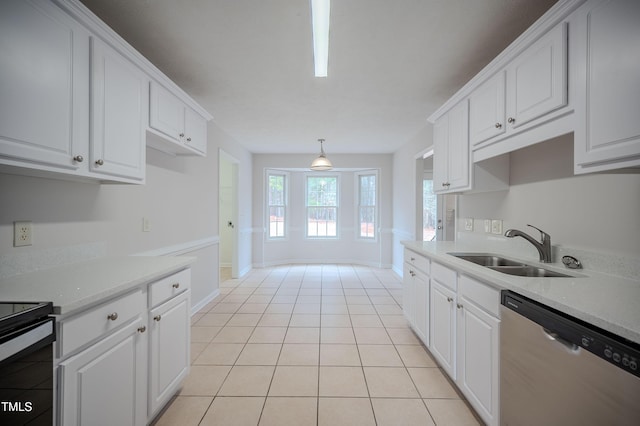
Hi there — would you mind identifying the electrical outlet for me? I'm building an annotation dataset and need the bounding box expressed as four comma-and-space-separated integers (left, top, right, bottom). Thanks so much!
491, 219, 503, 235
484, 220, 491, 233
14, 221, 32, 247
142, 217, 151, 232
464, 218, 474, 231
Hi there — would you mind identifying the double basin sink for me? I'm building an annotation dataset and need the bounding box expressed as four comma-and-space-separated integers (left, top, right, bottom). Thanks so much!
448, 253, 573, 278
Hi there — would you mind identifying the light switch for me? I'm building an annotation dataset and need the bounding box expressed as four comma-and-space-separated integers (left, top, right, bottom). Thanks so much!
484, 220, 491, 233
464, 218, 474, 231
491, 219, 503, 235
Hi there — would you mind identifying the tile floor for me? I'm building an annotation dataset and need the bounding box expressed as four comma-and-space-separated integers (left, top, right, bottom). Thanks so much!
152, 264, 481, 426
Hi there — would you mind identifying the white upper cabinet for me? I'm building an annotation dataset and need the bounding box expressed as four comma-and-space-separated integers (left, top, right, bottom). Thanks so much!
573, 0, 640, 173
469, 72, 506, 146
506, 22, 568, 129
90, 37, 147, 181
149, 82, 208, 156
434, 100, 471, 193
0, 0, 89, 172
469, 22, 568, 150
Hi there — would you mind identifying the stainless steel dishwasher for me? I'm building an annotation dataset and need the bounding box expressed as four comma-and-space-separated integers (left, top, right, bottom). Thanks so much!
500, 290, 640, 425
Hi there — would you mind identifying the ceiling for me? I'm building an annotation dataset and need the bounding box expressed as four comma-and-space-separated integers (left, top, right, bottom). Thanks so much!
79, 0, 558, 154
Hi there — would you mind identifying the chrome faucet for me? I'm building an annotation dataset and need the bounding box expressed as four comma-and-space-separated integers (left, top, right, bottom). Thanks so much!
504, 224, 552, 263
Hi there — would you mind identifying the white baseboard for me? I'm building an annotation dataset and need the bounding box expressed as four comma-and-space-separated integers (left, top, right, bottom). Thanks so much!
191, 289, 220, 316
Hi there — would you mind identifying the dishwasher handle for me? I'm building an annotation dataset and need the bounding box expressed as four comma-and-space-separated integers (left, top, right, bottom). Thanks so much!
542, 327, 580, 353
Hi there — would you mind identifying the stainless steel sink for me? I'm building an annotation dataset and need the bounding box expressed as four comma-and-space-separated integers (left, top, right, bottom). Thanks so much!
448, 252, 573, 278
448, 253, 525, 267
487, 265, 572, 278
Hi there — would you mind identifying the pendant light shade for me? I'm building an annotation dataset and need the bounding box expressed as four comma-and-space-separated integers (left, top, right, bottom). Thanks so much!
310, 138, 333, 171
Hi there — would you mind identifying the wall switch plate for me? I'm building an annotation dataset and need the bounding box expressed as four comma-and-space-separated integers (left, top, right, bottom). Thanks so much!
464, 218, 474, 231
491, 219, 503, 235
484, 220, 491, 233
14, 221, 32, 247
142, 217, 151, 232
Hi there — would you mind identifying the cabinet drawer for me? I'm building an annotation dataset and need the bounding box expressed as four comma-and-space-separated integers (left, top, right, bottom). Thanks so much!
459, 275, 500, 317
431, 262, 457, 291
149, 269, 191, 308
59, 289, 144, 358
404, 249, 430, 274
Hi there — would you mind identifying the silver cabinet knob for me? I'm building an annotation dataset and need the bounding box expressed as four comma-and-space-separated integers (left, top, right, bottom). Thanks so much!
172, 283, 180, 289
154, 315, 162, 322
507, 117, 515, 124
457, 303, 463, 309
73, 155, 84, 163
186, 137, 192, 142
179, 133, 185, 138
137, 326, 146, 333
495, 123, 502, 128
446, 297, 453, 303
410, 257, 416, 261
107, 312, 118, 321
95, 159, 104, 166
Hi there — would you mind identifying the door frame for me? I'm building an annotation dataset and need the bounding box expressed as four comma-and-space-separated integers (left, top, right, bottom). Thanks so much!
219, 149, 239, 279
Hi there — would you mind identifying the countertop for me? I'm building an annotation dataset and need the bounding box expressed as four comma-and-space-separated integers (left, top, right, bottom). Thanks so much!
402, 240, 640, 344
0, 256, 194, 316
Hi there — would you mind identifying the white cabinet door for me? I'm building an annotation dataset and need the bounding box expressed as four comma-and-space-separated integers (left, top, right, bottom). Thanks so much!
574, 0, 640, 173
149, 82, 185, 143
149, 290, 190, 417
506, 22, 568, 129
90, 37, 147, 181
0, 0, 88, 170
447, 100, 470, 191
184, 107, 208, 154
469, 71, 506, 146
58, 319, 147, 426
430, 280, 456, 378
457, 297, 500, 426
433, 100, 470, 194
413, 269, 429, 346
402, 262, 415, 328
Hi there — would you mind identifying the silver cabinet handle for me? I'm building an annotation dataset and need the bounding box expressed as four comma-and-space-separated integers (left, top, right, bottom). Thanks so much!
154, 315, 162, 322
95, 159, 104, 166
446, 297, 453, 303
409, 270, 416, 277
172, 283, 180, 289
495, 122, 502, 128
507, 117, 515, 124
107, 312, 118, 321
457, 303, 463, 309
137, 326, 146, 333
410, 257, 416, 261
179, 133, 185, 138
73, 155, 84, 163
186, 137, 191, 142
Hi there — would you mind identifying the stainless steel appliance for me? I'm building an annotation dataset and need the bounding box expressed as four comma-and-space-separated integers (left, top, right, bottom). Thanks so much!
501, 291, 640, 425
0, 302, 55, 425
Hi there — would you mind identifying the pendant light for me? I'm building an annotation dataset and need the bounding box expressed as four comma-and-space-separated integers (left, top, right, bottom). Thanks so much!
310, 138, 333, 171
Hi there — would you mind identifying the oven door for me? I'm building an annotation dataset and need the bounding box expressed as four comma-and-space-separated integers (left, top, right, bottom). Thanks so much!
0, 317, 55, 425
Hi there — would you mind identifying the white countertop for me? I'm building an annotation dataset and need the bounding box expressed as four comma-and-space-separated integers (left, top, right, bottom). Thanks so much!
402, 241, 640, 344
0, 256, 194, 316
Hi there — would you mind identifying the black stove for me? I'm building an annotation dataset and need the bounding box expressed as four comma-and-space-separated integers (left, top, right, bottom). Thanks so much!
0, 301, 55, 425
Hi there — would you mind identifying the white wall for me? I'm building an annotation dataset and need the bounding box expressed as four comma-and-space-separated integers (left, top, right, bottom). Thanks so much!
391, 125, 433, 275
0, 120, 252, 310
458, 134, 640, 257
252, 153, 393, 268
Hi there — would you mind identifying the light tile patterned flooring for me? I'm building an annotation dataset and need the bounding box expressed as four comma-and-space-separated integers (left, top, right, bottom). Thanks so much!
153, 265, 481, 426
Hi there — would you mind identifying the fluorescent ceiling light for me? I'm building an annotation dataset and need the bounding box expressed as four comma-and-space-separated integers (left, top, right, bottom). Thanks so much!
311, 0, 330, 77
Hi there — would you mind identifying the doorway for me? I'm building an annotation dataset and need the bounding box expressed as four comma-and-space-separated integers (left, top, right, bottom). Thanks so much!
219, 150, 239, 280
416, 152, 455, 242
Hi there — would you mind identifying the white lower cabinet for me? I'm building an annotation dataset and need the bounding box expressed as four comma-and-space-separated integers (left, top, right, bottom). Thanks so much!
430, 279, 457, 379
408, 252, 501, 426
403, 250, 430, 346
58, 317, 147, 426
55, 268, 191, 426
148, 289, 190, 418
456, 280, 500, 426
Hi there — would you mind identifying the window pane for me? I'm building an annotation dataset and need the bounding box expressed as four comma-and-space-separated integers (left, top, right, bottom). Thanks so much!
359, 206, 375, 238
423, 179, 437, 241
307, 207, 337, 237
269, 206, 285, 237
358, 174, 376, 239
306, 176, 338, 238
269, 175, 284, 205
267, 173, 286, 238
